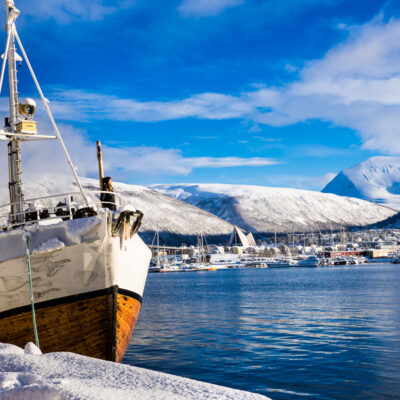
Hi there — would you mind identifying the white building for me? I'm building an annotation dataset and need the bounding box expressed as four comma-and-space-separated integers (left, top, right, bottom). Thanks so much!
228, 226, 256, 248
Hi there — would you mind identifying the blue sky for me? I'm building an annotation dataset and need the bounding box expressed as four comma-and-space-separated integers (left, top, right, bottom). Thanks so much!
1, 0, 400, 190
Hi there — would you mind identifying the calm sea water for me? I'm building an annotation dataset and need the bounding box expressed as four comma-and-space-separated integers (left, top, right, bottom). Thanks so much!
123, 264, 400, 400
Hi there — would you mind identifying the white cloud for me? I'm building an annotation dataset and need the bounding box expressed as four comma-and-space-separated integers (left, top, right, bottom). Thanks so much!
44, 16, 400, 155
183, 156, 277, 168
0, 93, 277, 186
16, 0, 135, 23
47, 89, 258, 122
178, 0, 340, 19
285, 64, 298, 73
262, 172, 337, 191
193, 135, 219, 140
321, 172, 337, 186
293, 145, 354, 158
178, 0, 244, 17
254, 17, 400, 153
0, 120, 277, 188
253, 136, 282, 142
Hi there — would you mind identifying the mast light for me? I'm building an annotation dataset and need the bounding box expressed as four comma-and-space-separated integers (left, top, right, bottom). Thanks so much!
16, 98, 37, 134
18, 98, 36, 119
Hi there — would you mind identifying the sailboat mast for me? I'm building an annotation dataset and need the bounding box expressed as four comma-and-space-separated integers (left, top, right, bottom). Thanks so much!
5, 0, 23, 223
157, 231, 160, 268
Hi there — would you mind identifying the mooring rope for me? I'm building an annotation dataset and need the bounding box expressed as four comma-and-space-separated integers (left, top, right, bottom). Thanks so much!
24, 234, 40, 348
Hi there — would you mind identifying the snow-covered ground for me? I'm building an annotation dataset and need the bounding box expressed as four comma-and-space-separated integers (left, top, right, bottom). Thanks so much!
0, 342, 269, 400
150, 183, 397, 233
322, 156, 400, 210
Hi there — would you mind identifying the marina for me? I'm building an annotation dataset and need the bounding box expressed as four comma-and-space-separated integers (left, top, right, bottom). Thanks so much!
125, 263, 400, 400
147, 226, 400, 272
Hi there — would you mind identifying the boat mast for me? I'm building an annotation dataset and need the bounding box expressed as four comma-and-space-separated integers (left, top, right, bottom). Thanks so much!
5, 0, 23, 223
0, 0, 90, 219
157, 231, 160, 268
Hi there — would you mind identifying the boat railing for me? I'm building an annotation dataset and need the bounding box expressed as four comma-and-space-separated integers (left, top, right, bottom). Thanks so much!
0, 190, 126, 230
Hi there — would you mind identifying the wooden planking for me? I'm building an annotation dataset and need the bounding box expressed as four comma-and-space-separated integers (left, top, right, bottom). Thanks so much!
115, 294, 141, 363
0, 292, 114, 360
0, 287, 141, 362
0, 288, 141, 362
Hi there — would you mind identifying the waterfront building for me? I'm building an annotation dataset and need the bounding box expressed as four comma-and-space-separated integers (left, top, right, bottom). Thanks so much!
228, 225, 256, 248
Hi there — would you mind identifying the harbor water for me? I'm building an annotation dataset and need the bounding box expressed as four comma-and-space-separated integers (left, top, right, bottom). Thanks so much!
123, 264, 400, 399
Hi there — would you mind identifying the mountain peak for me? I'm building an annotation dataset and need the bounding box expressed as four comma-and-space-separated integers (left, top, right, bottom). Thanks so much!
322, 156, 400, 209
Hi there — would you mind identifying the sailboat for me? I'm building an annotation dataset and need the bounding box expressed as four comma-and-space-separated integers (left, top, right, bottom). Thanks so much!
149, 231, 162, 273
0, 1, 151, 362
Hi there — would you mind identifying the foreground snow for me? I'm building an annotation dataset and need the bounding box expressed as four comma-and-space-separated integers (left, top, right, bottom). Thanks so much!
0, 343, 269, 400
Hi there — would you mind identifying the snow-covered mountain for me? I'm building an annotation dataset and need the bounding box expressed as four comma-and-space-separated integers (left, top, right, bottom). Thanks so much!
0, 176, 234, 239
0, 176, 396, 239
322, 156, 400, 210
150, 183, 397, 233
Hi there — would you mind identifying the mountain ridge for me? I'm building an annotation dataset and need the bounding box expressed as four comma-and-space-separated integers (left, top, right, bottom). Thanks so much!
0, 176, 396, 243
150, 183, 396, 233
0, 176, 235, 240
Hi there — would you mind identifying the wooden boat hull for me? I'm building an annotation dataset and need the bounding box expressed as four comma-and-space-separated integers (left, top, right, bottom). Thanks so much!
0, 286, 141, 362
0, 214, 151, 361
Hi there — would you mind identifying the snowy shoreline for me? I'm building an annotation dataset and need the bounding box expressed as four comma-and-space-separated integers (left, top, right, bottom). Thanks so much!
0, 342, 269, 400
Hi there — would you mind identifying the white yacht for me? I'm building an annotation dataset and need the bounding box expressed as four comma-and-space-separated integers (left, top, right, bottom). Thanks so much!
296, 256, 320, 267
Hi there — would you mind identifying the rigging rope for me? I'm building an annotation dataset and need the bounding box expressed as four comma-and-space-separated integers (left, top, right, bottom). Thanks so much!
24, 234, 40, 349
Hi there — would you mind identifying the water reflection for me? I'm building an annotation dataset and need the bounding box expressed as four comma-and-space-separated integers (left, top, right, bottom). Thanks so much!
124, 265, 400, 400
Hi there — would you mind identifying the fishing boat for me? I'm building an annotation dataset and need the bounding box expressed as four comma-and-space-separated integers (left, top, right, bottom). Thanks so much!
0, 1, 151, 362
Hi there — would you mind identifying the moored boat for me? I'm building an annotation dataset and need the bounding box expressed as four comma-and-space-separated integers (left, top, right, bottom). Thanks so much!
331, 256, 349, 265
391, 255, 400, 264
296, 255, 320, 267
0, 1, 151, 362
268, 258, 298, 268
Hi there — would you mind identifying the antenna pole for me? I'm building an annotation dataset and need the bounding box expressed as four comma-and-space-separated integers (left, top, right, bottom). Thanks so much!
96, 140, 104, 190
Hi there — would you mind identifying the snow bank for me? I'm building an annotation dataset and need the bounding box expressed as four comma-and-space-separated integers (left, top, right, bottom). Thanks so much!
0, 216, 104, 264
64, 216, 103, 244
0, 343, 269, 400
32, 238, 65, 254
